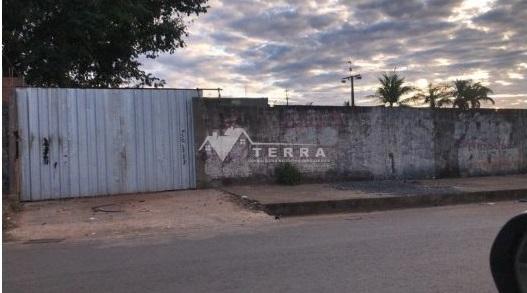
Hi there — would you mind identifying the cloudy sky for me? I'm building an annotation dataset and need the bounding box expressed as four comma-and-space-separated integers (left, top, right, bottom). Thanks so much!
142, 0, 527, 108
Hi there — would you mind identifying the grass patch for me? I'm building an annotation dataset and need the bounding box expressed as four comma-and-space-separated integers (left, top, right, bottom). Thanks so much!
274, 163, 302, 185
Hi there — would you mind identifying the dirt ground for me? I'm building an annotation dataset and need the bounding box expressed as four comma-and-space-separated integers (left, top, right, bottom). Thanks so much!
5, 189, 273, 242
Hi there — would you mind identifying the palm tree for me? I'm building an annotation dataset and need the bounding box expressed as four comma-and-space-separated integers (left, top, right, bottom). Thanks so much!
374, 71, 414, 107
404, 82, 452, 108
468, 82, 494, 108
451, 80, 472, 110
451, 80, 494, 110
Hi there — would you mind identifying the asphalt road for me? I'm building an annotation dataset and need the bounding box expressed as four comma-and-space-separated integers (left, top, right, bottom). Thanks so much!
4, 201, 526, 293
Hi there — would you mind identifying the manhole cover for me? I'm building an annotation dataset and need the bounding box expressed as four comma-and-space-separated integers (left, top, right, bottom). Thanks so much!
92, 204, 123, 213
24, 238, 65, 244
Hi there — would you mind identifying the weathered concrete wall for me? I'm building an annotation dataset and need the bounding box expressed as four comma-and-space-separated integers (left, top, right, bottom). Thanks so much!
194, 99, 527, 185
433, 110, 527, 177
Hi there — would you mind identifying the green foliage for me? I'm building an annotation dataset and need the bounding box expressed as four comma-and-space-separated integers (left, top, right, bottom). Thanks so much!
404, 82, 452, 108
2, 0, 208, 87
374, 71, 414, 107
274, 163, 302, 185
383, 78, 494, 110
451, 80, 494, 110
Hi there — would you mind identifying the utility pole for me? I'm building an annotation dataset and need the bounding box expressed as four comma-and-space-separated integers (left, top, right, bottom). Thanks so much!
350, 76, 354, 107
341, 60, 362, 107
285, 89, 289, 106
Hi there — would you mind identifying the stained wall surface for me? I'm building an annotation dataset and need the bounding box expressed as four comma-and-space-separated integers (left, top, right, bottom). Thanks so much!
195, 99, 526, 184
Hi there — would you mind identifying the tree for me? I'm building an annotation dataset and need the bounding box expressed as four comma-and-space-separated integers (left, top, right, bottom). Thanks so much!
373, 71, 414, 107
451, 80, 494, 110
404, 82, 452, 108
3, 0, 208, 87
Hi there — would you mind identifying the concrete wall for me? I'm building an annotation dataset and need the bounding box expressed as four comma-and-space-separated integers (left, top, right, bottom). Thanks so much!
194, 99, 527, 185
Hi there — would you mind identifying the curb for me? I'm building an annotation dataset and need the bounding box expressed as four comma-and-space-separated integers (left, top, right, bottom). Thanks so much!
217, 188, 266, 212
261, 189, 527, 217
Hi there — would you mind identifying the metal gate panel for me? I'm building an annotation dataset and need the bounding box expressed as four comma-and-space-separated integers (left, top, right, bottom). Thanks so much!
16, 88, 197, 201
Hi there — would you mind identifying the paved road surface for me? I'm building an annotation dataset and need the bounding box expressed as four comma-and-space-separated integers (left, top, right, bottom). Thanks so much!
4, 201, 526, 293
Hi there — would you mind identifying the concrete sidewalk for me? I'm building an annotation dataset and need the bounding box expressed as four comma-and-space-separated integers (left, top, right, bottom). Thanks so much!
222, 174, 527, 216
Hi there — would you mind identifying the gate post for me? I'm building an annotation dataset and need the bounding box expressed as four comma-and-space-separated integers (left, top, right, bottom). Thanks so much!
2, 77, 25, 199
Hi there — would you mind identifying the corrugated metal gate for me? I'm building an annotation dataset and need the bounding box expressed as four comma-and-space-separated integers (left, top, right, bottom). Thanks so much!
16, 88, 197, 201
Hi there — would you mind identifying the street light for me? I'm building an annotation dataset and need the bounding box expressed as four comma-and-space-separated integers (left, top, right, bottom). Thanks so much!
341, 61, 361, 107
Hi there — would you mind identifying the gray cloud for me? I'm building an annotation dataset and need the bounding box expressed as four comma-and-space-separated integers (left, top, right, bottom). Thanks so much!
141, 0, 527, 107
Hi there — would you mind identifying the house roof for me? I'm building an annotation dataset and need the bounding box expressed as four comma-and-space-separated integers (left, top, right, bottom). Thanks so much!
199, 127, 251, 161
